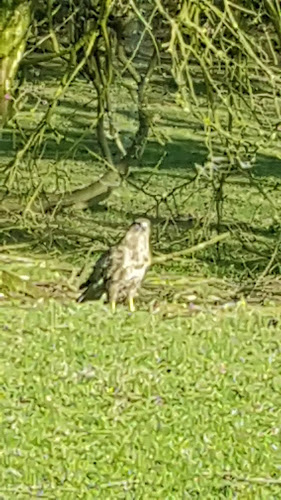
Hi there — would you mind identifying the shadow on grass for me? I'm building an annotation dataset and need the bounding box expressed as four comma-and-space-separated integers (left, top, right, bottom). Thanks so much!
1, 122, 281, 180
0, 128, 207, 172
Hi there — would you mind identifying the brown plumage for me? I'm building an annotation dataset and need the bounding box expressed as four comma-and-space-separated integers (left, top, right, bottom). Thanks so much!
77, 218, 151, 311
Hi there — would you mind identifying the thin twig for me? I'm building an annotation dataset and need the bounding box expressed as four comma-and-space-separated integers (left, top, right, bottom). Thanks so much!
153, 232, 231, 264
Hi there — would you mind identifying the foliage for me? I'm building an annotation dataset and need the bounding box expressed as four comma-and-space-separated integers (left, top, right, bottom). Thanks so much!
1, 1, 281, 222
0, 0, 31, 124
159, 0, 281, 229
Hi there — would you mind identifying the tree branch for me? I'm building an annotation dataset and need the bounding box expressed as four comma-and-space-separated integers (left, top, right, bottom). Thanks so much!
153, 232, 231, 265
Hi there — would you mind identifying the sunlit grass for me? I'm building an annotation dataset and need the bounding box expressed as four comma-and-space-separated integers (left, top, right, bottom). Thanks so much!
1, 301, 281, 498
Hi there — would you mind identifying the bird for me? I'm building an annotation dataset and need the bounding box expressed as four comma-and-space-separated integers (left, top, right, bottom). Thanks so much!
77, 218, 151, 312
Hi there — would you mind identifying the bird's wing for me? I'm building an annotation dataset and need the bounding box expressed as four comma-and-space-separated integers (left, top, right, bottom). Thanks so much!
77, 250, 112, 302
79, 250, 111, 289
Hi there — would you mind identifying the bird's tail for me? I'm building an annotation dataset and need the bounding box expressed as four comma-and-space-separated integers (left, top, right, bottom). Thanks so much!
79, 278, 91, 290
77, 283, 105, 303
77, 292, 87, 303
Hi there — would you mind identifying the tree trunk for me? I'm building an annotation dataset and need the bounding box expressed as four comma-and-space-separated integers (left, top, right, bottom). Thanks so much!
0, 0, 31, 126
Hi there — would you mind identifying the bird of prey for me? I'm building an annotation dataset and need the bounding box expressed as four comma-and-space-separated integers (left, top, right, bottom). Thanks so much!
77, 218, 151, 312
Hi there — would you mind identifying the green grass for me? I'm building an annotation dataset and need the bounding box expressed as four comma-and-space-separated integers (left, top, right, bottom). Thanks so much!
2, 63, 281, 498
1, 302, 281, 498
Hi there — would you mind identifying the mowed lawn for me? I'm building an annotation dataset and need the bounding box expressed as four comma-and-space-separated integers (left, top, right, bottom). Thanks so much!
2, 299, 281, 498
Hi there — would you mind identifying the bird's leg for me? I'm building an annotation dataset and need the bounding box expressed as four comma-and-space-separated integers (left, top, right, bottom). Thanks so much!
110, 300, 116, 313
128, 296, 135, 313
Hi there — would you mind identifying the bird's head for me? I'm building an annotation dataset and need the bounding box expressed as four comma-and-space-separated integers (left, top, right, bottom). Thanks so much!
131, 218, 151, 234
